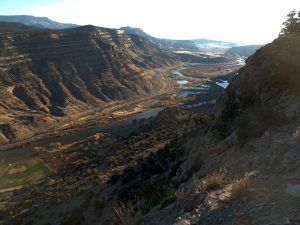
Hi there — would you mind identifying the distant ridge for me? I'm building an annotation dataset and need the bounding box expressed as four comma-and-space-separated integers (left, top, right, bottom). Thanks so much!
0, 15, 78, 30
121, 26, 197, 50
121, 26, 239, 51
225, 45, 263, 58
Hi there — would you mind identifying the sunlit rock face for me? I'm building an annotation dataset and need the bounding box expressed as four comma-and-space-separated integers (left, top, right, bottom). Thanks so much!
0, 22, 176, 143
0, 22, 175, 115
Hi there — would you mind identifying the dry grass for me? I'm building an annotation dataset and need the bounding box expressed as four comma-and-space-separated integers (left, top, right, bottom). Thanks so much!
228, 177, 251, 201
194, 169, 227, 194
112, 201, 140, 225
175, 187, 189, 203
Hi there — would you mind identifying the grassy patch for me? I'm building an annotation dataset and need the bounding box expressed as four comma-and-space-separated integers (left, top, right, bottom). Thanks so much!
113, 201, 141, 225
0, 158, 54, 189
194, 169, 227, 194
228, 177, 251, 201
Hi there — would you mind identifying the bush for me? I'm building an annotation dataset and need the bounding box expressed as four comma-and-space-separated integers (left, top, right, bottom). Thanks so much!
279, 10, 300, 36
175, 187, 189, 203
112, 201, 141, 225
228, 177, 251, 201
138, 177, 169, 211
194, 169, 227, 194
160, 191, 176, 208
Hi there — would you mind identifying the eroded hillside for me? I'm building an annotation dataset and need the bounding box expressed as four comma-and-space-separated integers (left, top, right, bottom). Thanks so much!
0, 22, 176, 144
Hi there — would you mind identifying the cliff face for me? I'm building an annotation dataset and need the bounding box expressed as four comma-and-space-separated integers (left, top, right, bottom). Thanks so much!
0, 22, 176, 143
0, 23, 175, 115
142, 35, 300, 224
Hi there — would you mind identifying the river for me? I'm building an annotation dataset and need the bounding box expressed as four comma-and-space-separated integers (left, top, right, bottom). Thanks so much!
0, 109, 161, 163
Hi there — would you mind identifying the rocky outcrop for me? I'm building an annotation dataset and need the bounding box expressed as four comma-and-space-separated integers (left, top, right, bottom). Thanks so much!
213, 34, 300, 137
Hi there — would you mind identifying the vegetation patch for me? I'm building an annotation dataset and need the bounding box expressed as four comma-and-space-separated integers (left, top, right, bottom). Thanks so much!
113, 201, 141, 225
0, 158, 54, 189
228, 177, 251, 201
194, 169, 227, 194
175, 187, 189, 204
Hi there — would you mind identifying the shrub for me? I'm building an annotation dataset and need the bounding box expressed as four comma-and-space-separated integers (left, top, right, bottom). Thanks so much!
194, 169, 227, 194
160, 192, 176, 208
112, 201, 141, 225
175, 188, 188, 203
138, 177, 169, 211
228, 177, 251, 201
279, 10, 300, 37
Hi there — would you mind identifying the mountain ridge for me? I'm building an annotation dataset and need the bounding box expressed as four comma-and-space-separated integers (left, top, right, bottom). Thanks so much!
0, 22, 176, 144
0, 15, 78, 30
121, 26, 239, 51
225, 44, 263, 58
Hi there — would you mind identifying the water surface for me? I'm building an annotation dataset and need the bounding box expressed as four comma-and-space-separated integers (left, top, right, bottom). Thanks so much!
0, 109, 161, 162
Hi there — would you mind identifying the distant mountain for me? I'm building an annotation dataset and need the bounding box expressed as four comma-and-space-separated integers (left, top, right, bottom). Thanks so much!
193, 39, 240, 52
0, 22, 175, 143
0, 15, 78, 29
122, 27, 236, 62
121, 26, 238, 52
0, 21, 36, 32
121, 26, 197, 50
225, 45, 263, 58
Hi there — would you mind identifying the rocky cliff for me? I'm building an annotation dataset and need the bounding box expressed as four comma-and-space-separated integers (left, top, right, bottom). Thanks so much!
138, 34, 300, 225
0, 22, 176, 143
214, 34, 300, 138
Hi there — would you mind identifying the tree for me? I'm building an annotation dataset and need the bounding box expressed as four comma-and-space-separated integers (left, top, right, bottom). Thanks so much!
279, 10, 300, 36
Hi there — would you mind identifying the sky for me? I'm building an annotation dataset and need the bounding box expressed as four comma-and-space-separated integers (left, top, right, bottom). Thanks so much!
0, 0, 299, 44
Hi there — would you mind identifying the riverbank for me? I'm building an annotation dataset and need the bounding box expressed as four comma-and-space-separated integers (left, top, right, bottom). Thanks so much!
0, 108, 162, 164
171, 62, 241, 112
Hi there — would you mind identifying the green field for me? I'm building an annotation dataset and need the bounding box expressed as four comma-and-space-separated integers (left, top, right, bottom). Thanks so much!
0, 158, 55, 190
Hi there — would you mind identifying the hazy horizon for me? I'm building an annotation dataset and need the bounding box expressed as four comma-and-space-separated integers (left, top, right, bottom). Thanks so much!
0, 0, 299, 44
